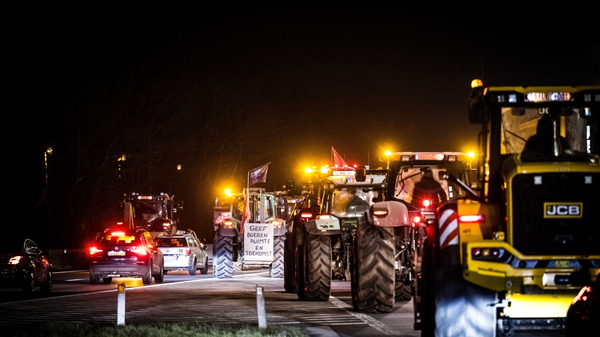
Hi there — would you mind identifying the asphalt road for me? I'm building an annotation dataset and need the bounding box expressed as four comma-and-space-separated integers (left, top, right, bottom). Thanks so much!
0, 269, 565, 337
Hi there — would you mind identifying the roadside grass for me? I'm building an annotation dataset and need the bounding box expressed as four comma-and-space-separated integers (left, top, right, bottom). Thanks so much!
8, 321, 308, 337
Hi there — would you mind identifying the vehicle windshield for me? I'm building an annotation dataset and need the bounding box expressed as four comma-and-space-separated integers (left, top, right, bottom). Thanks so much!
155, 237, 187, 247
219, 196, 245, 221
394, 165, 465, 208
330, 187, 378, 217
501, 107, 592, 155
131, 200, 166, 223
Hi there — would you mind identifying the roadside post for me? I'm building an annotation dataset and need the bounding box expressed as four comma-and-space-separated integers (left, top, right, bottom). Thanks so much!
256, 285, 267, 328
117, 283, 126, 325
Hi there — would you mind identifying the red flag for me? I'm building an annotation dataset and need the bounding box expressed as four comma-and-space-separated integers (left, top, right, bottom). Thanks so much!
249, 162, 270, 186
331, 147, 347, 167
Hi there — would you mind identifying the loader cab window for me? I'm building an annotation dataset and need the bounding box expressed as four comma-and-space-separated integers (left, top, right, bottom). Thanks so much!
500, 107, 593, 155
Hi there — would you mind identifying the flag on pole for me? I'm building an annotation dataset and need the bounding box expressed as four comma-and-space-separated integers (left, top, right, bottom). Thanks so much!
331, 147, 347, 167
249, 162, 270, 186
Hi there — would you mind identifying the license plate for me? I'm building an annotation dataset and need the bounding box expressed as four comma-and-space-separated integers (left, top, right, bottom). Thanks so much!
555, 260, 569, 268
165, 256, 176, 260
108, 251, 126, 256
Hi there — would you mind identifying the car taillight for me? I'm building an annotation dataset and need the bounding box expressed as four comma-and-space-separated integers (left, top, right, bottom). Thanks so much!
111, 231, 126, 237
89, 246, 103, 256
301, 212, 313, 219
9, 256, 23, 265
162, 221, 171, 229
132, 245, 148, 256
272, 220, 282, 228
317, 214, 332, 220
413, 216, 422, 223
185, 248, 192, 255
422, 199, 432, 208
223, 220, 233, 227
459, 214, 485, 223
472, 247, 504, 261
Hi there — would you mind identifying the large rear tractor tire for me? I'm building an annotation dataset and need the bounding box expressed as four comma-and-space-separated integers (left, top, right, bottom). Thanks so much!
302, 232, 332, 301
283, 231, 295, 292
421, 224, 497, 337
269, 235, 285, 278
351, 215, 395, 312
213, 235, 234, 279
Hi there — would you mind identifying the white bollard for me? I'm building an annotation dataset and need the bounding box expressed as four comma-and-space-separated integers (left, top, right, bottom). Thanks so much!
117, 283, 126, 326
256, 285, 267, 328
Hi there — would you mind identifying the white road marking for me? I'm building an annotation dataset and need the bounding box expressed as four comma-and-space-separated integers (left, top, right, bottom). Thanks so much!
329, 296, 403, 336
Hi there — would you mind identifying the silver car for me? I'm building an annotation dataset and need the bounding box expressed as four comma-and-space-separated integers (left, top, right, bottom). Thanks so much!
155, 231, 209, 275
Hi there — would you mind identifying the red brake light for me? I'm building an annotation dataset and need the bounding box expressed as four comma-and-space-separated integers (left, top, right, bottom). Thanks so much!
111, 231, 126, 237
162, 222, 171, 229
9, 256, 23, 265
413, 216, 422, 223
422, 199, 432, 208
459, 214, 485, 223
89, 246, 103, 256
132, 245, 148, 256
223, 220, 233, 227
301, 212, 313, 219
185, 248, 192, 255
317, 214, 332, 220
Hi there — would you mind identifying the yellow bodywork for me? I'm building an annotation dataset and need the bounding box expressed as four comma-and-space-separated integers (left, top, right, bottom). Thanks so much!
457, 155, 600, 318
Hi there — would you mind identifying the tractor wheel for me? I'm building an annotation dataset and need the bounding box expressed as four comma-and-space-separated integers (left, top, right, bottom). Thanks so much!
421, 225, 497, 337
213, 235, 234, 279
283, 231, 295, 292
294, 231, 307, 300
351, 214, 395, 312
269, 235, 285, 278
303, 232, 331, 301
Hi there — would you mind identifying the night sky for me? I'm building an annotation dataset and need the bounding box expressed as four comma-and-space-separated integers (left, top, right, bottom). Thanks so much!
12, 3, 600, 243
25, 4, 599, 153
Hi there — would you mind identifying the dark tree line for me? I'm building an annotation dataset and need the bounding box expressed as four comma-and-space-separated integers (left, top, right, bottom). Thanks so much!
16, 38, 292, 248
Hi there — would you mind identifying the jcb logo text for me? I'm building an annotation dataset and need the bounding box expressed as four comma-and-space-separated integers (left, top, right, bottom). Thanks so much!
544, 202, 583, 218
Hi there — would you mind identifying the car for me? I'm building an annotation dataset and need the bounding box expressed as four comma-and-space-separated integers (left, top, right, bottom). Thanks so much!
155, 230, 209, 275
0, 238, 52, 293
89, 226, 164, 285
